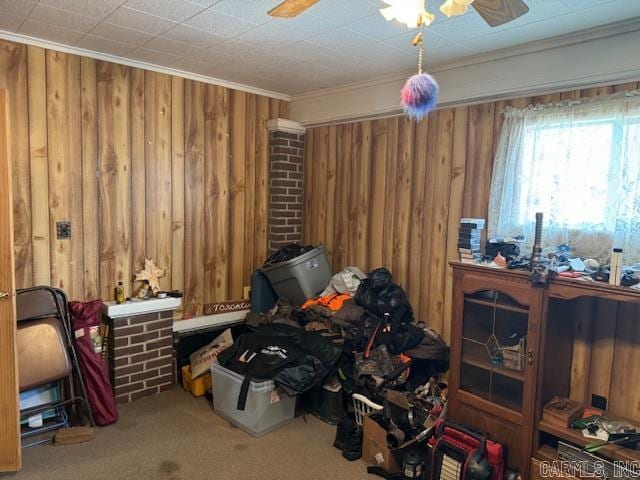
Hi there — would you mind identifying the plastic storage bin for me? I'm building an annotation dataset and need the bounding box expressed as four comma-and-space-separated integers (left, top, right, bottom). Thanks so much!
211, 363, 296, 437
261, 245, 331, 305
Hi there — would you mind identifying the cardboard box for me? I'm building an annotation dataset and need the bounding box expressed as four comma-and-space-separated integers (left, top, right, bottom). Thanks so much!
362, 414, 429, 473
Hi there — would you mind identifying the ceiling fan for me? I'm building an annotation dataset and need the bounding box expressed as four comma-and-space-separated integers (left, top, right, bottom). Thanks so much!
268, 0, 529, 28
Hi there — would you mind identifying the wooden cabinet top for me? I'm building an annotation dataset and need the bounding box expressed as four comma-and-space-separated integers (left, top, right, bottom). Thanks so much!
450, 261, 640, 304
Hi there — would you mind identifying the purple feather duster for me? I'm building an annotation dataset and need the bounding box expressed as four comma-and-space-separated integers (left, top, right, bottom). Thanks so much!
401, 73, 439, 120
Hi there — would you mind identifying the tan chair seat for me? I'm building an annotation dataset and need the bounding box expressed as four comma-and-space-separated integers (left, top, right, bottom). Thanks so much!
17, 317, 72, 392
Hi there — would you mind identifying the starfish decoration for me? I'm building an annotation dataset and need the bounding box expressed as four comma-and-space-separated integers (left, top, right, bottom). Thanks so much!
134, 258, 166, 296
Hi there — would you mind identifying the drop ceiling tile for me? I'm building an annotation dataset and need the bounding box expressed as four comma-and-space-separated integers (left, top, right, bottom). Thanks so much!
486, 0, 572, 33
169, 56, 211, 72
124, 0, 207, 22
574, 0, 640, 27
232, 14, 337, 50
461, 13, 584, 53
187, 0, 221, 7
559, 0, 616, 10
127, 46, 181, 64
307, 27, 377, 51
162, 24, 225, 46
209, 0, 280, 25
423, 43, 474, 66
90, 22, 155, 45
0, 14, 23, 32
38, 0, 124, 19
105, 6, 177, 35
184, 9, 257, 37
0, 0, 37, 17
429, 12, 493, 43
28, 4, 100, 32
74, 34, 133, 55
345, 12, 414, 41
306, 0, 381, 26
143, 36, 203, 56
19, 19, 85, 44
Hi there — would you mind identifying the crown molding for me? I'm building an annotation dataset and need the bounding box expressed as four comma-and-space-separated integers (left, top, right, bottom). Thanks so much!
266, 118, 306, 134
291, 18, 640, 103
0, 30, 291, 101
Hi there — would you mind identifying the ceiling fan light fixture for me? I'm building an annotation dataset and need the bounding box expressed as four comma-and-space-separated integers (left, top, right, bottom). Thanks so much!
440, 0, 472, 17
379, 0, 426, 28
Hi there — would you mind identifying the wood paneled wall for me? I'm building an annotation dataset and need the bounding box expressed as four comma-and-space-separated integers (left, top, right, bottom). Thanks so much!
0, 40, 288, 315
303, 80, 640, 343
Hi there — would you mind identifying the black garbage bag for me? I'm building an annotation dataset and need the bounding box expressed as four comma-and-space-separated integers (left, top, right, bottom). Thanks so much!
354, 268, 414, 326
404, 327, 450, 388
263, 243, 314, 268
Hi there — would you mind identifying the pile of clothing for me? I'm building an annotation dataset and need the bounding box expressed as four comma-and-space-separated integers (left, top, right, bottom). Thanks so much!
244, 266, 449, 406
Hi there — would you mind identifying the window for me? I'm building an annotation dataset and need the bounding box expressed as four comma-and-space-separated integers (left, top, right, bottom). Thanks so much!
488, 94, 640, 263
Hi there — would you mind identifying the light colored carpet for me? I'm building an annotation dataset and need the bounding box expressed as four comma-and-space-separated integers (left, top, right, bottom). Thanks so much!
10, 386, 371, 480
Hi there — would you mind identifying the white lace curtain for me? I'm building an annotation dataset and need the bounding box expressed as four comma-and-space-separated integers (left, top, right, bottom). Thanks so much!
488, 91, 640, 264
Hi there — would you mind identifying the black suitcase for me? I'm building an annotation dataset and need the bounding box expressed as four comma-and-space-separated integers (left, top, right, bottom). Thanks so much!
250, 269, 278, 314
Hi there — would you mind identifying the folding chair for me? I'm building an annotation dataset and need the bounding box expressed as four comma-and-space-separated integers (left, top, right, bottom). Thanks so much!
16, 286, 94, 446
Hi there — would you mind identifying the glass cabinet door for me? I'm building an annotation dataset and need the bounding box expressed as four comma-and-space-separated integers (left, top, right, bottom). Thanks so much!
460, 289, 529, 412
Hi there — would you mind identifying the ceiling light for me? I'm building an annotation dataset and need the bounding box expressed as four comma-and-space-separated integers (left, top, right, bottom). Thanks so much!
440, 0, 474, 17
379, 0, 434, 28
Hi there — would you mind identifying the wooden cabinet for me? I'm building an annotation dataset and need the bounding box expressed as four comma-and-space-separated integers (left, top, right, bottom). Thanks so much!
449, 264, 543, 474
449, 262, 640, 479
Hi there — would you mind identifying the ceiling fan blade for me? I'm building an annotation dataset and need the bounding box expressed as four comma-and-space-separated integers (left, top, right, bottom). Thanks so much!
472, 0, 529, 27
268, 0, 320, 18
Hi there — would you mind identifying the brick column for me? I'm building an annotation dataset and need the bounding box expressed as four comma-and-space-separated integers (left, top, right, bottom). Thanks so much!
102, 302, 177, 403
266, 118, 306, 253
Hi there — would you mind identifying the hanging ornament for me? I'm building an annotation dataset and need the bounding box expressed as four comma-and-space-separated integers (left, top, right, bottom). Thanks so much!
400, 26, 439, 120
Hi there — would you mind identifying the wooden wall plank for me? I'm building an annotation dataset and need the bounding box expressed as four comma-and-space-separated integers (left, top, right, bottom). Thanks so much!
356, 121, 372, 270
244, 93, 256, 289
47, 50, 84, 300
130, 68, 145, 289
303, 127, 315, 245
0, 41, 31, 289
442, 106, 468, 343
382, 117, 398, 272
27, 46, 50, 288
171, 76, 185, 297
325, 126, 337, 266
368, 119, 387, 270
332, 124, 351, 270
392, 116, 414, 287
80, 56, 99, 299
204, 84, 230, 304
408, 117, 429, 312
144, 72, 172, 291
97, 61, 131, 300
254, 95, 270, 267
314, 126, 329, 246
229, 90, 246, 299
184, 80, 205, 316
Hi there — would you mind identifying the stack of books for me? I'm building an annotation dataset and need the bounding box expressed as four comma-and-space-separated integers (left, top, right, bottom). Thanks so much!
458, 218, 485, 264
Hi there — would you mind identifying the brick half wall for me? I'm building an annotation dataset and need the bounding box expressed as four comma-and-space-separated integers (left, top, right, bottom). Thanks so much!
104, 309, 175, 403
267, 119, 306, 254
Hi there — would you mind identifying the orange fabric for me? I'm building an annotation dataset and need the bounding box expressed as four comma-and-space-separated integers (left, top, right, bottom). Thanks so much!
302, 293, 351, 312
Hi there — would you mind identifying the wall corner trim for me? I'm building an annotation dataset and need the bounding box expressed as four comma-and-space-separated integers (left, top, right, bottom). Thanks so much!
266, 118, 306, 134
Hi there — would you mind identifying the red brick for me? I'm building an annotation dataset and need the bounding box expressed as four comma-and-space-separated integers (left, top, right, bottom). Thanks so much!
271, 131, 299, 140
113, 337, 129, 347
130, 350, 159, 364
145, 356, 172, 369
159, 365, 174, 376
114, 363, 145, 376
141, 318, 172, 332
113, 325, 144, 337
131, 369, 159, 383
130, 331, 160, 344
115, 381, 144, 395
146, 336, 173, 351
116, 394, 131, 404
128, 312, 161, 325
114, 356, 129, 367
117, 344, 144, 356
131, 387, 159, 401
159, 347, 173, 357
159, 382, 173, 392
146, 374, 173, 388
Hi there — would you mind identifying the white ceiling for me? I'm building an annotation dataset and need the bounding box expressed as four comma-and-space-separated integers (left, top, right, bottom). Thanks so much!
1, 0, 640, 96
